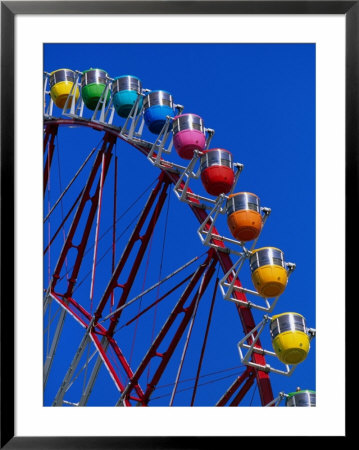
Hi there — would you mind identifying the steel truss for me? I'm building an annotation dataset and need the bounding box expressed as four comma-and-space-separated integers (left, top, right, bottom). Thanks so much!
44, 119, 274, 407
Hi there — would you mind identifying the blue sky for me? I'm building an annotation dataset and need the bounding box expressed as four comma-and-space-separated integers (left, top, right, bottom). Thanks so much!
44, 43, 315, 407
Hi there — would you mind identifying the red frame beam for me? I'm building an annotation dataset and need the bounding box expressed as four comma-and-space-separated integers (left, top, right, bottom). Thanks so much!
216, 368, 252, 406
43, 124, 58, 196
50, 133, 115, 297
229, 370, 255, 406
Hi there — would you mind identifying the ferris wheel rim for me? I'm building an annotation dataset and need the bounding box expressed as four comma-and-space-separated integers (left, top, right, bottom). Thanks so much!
43, 117, 275, 406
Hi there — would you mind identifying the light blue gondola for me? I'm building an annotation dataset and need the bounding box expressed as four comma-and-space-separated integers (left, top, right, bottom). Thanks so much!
112, 75, 143, 118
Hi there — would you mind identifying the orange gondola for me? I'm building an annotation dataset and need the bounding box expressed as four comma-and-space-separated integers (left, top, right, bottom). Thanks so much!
226, 192, 262, 242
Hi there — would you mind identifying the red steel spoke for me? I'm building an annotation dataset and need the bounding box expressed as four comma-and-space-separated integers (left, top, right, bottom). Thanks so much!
169, 269, 207, 406
89, 331, 131, 406
43, 188, 83, 256
118, 272, 194, 330
107, 336, 145, 403
90, 152, 106, 306
43, 124, 58, 195
229, 371, 255, 406
128, 195, 158, 365
111, 156, 118, 310
50, 133, 115, 297
216, 367, 252, 406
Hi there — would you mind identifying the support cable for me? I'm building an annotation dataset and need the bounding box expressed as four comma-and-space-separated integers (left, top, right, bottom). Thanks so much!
44, 306, 61, 336
147, 190, 170, 383
65, 350, 98, 393
43, 189, 83, 256
156, 365, 245, 390
151, 370, 247, 402
169, 270, 207, 406
114, 272, 194, 333
99, 253, 206, 325
249, 381, 258, 406
72, 211, 142, 293
191, 273, 219, 406
129, 185, 161, 365
44, 144, 98, 224
45, 300, 52, 358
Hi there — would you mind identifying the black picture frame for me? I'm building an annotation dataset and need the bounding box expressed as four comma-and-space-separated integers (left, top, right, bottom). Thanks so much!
1, 1, 352, 447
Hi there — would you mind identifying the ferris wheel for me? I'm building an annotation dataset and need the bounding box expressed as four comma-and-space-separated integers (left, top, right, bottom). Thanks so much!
43, 67, 316, 407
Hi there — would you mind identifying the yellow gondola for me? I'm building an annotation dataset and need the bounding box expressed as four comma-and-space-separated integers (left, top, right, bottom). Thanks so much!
270, 313, 310, 365
49, 68, 79, 109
